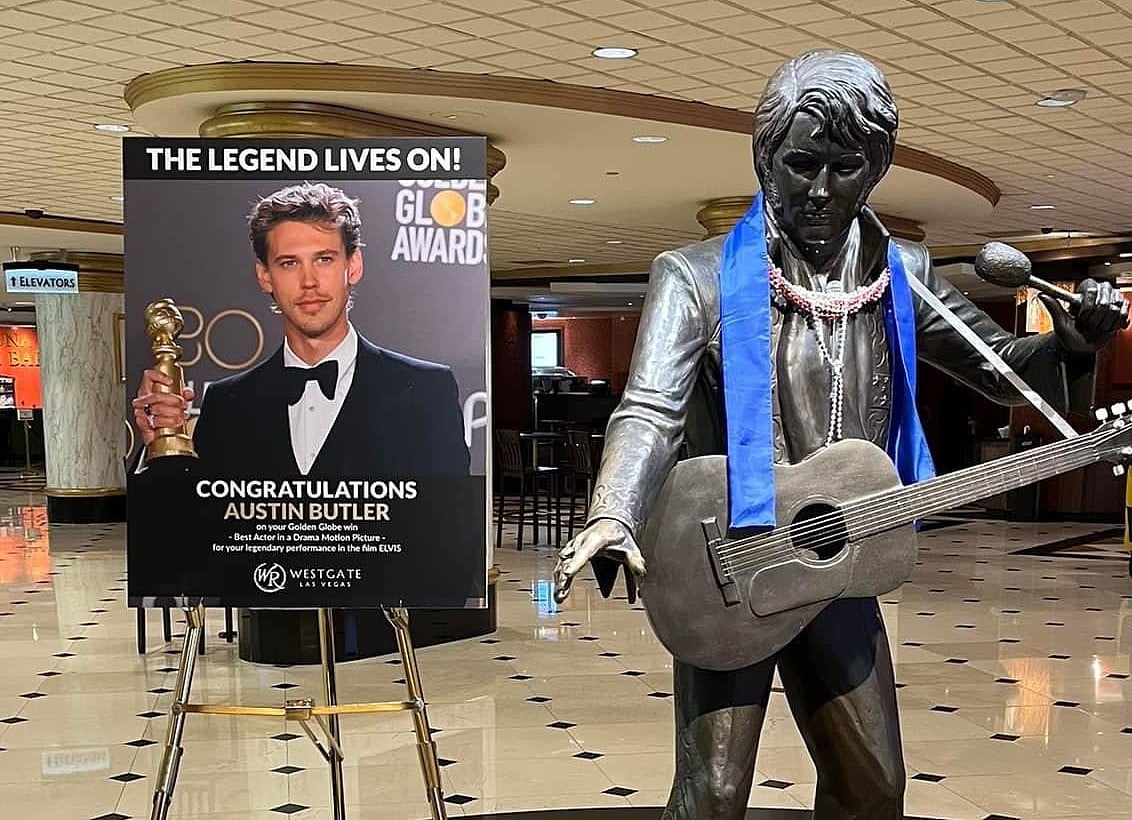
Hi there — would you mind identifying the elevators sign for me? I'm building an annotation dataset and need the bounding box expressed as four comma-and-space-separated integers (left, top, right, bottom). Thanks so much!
124, 138, 490, 609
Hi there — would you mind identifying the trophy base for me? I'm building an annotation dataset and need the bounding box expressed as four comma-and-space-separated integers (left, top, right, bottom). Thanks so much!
146, 434, 198, 460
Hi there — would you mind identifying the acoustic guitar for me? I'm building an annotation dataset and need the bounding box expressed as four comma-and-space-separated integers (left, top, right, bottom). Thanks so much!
637, 405, 1132, 671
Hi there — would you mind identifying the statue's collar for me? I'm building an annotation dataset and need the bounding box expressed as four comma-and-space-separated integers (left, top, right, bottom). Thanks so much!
763, 202, 891, 287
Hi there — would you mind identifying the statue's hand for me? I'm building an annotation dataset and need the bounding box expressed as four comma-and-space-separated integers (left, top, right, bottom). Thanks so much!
553, 518, 645, 604
1042, 279, 1129, 354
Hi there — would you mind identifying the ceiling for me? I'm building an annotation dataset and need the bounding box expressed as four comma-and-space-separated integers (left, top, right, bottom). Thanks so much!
1, 0, 1132, 282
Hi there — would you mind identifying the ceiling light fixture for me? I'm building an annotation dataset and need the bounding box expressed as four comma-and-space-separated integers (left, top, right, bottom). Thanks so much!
606, 240, 623, 245
93, 123, 130, 133
632, 135, 667, 144
1030, 204, 1056, 210
1036, 89, 1087, 108
109, 195, 124, 203
1120, 252, 1132, 258
592, 46, 637, 59
569, 258, 586, 264
568, 198, 595, 206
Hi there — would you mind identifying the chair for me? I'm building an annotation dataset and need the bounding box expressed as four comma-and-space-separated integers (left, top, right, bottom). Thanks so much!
494, 429, 560, 551
565, 429, 599, 540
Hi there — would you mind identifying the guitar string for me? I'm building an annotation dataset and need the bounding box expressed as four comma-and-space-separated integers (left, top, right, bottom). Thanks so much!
717, 437, 1102, 575
716, 425, 1114, 561
716, 434, 1099, 562
717, 437, 1108, 576
712, 428, 1118, 574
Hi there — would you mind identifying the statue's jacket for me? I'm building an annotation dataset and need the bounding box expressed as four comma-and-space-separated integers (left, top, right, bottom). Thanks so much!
586, 208, 1076, 556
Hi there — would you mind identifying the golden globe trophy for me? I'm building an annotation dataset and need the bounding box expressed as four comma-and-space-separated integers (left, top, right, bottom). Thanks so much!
143, 297, 197, 460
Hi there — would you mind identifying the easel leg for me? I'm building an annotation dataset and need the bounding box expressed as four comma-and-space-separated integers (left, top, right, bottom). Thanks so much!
318, 609, 348, 820
150, 603, 205, 820
385, 607, 448, 820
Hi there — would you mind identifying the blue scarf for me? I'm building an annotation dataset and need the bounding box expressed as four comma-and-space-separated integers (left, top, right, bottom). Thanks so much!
720, 193, 935, 530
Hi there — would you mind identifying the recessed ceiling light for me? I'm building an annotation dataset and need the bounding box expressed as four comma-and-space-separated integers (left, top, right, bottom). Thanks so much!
569, 258, 586, 264
93, 123, 130, 133
109, 195, 124, 203
592, 46, 637, 59
632, 135, 667, 144
627, 302, 634, 306
1036, 89, 1087, 108
1030, 204, 1056, 210
1105, 261, 1113, 266
569, 198, 595, 206
606, 240, 623, 245
1120, 252, 1132, 258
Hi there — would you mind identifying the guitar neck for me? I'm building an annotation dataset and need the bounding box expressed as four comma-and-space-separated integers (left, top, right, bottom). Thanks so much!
845, 431, 1102, 538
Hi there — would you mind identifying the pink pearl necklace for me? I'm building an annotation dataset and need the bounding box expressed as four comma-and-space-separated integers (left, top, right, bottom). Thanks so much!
768, 263, 891, 444
768, 263, 891, 320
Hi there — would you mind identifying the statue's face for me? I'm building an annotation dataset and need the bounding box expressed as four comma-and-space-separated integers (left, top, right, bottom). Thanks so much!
768, 111, 871, 258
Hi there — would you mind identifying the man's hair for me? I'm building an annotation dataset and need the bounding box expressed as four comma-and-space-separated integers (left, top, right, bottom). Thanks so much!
753, 50, 898, 204
248, 182, 363, 264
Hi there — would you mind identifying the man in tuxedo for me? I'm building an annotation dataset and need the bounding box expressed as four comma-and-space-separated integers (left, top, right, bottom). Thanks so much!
131, 183, 475, 615
133, 182, 469, 478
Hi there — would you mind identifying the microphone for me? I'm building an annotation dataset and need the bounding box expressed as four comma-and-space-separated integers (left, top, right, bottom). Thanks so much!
973, 241, 1080, 306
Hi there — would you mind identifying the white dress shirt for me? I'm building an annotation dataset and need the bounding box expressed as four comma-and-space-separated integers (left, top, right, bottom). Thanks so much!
284, 324, 358, 475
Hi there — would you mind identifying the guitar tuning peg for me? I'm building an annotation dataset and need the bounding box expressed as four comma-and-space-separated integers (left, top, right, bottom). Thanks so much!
1122, 447, 1132, 458
1097, 407, 1111, 421
1114, 402, 1128, 416
1114, 464, 1127, 477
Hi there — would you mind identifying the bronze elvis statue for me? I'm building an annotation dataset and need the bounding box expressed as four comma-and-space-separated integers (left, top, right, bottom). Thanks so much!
554, 50, 1128, 819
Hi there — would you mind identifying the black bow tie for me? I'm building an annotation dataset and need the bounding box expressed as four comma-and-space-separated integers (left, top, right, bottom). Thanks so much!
284, 360, 338, 405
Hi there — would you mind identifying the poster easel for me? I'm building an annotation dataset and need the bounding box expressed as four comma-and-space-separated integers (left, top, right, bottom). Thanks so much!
149, 605, 448, 820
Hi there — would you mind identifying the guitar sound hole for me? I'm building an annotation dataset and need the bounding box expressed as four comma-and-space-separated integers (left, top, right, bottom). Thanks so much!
790, 503, 848, 561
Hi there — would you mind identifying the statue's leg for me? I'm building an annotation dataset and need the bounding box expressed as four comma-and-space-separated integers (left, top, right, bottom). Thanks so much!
663, 654, 776, 820
776, 597, 905, 820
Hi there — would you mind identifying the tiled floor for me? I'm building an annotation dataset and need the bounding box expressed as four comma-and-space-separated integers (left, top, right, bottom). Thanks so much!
3, 487, 1132, 819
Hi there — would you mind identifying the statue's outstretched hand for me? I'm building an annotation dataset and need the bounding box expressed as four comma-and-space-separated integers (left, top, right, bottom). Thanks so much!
553, 518, 645, 604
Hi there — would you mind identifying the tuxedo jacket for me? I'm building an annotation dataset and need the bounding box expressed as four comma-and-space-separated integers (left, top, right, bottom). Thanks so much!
193, 335, 470, 478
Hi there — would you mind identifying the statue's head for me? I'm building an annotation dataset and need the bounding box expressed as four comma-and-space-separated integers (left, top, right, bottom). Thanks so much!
144, 298, 183, 341
753, 50, 898, 262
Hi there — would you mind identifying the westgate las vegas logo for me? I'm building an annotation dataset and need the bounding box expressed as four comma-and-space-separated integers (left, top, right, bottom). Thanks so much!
253, 563, 363, 593
391, 179, 487, 265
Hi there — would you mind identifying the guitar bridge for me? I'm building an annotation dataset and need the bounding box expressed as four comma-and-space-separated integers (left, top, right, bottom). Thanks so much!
702, 518, 741, 607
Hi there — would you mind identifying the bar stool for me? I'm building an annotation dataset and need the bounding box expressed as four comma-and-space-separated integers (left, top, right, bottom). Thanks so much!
565, 429, 600, 540
494, 429, 560, 551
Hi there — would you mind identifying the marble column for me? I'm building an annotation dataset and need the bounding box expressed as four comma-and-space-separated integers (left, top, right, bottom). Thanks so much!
696, 195, 925, 241
198, 100, 505, 661
31, 252, 126, 522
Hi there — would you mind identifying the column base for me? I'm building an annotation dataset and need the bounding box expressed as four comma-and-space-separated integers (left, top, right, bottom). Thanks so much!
45, 489, 126, 523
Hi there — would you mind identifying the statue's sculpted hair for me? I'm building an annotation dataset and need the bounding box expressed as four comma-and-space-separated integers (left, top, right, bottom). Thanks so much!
754, 50, 898, 209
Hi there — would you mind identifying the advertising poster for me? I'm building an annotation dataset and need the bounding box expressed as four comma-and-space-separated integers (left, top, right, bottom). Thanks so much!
124, 137, 489, 609
0, 326, 42, 409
